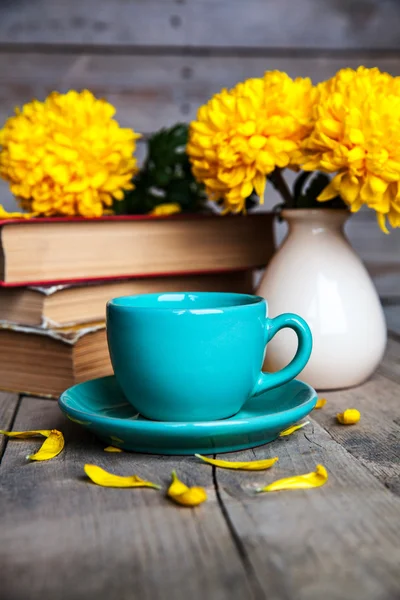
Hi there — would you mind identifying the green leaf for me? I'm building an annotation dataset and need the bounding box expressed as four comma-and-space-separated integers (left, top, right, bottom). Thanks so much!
114, 123, 207, 215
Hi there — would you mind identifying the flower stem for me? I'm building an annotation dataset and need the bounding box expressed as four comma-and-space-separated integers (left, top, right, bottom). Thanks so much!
268, 169, 293, 208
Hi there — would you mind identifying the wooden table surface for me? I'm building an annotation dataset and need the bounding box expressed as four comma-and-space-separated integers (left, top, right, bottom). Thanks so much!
1, 309, 399, 600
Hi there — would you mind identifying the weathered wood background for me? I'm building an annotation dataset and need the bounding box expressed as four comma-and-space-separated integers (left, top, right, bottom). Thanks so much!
0, 0, 399, 278
2, 1, 400, 139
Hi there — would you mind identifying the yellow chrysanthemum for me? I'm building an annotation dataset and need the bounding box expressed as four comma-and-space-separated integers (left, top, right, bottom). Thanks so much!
187, 71, 316, 213
301, 66, 400, 231
0, 90, 140, 218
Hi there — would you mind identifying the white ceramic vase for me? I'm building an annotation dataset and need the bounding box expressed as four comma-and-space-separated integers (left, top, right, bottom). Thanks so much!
257, 209, 387, 390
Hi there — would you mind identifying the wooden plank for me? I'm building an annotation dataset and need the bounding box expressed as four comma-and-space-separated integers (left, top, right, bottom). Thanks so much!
378, 334, 400, 384
384, 306, 400, 337
366, 266, 400, 300
312, 369, 400, 495
2, 387, 400, 598
0, 397, 253, 600
345, 213, 400, 270
0, 391, 20, 461
0, 0, 400, 49
344, 220, 400, 298
212, 418, 400, 600
2, 53, 400, 134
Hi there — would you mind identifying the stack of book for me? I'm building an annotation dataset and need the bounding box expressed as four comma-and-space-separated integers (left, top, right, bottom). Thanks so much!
0, 213, 274, 397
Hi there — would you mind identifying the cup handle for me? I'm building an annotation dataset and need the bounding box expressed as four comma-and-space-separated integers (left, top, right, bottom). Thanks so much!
251, 313, 313, 397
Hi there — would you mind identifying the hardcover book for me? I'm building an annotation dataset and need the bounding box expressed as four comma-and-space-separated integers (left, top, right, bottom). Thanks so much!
0, 213, 274, 286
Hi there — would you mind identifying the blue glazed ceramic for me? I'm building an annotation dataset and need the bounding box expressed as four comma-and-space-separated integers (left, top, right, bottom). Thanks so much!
107, 292, 313, 422
59, 375, 317, 455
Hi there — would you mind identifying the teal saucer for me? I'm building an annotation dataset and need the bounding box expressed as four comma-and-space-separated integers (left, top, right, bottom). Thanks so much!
59, 376, 317, 455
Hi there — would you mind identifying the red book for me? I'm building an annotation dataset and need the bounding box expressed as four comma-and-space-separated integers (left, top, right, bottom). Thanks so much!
0, 213, 274, 287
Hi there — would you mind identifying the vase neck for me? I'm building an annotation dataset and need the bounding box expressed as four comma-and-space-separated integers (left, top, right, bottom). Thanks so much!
282, 209, 349, 233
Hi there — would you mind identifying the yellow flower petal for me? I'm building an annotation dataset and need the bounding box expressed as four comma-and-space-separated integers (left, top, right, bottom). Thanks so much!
0, 429, 51, 439
84, 464, 161, 489
336, 409, 361, 425
149, 203, 182, 216
369, 175, 388, 194
0, 206, 34, 219
279, 421, 309, 437
168, 470, 189, 496
257, 464, 328, 493
340, 174, 361, 204
195, 454, 278, 471
377, 212, 390, 234
314, 398, 327, 409
28, 430, 65, 461
171, 487, 208, 507
0, 428, 64, 461
317, 180, 338, 201
241, 180, 253, 198
167, 470, 207, 507
104, 446, 123, 453
253, 171, 266, 203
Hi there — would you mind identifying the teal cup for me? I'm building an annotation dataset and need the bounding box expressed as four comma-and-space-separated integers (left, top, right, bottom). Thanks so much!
106, 292, 312, 422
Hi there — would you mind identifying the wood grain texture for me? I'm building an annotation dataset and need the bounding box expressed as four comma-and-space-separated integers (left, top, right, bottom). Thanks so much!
312, 369, 400, 495
212, 414, 400, 600
345, 212, 400, 269
384, 306, 400, 336
0, 397, 253, 600
367, 266, 400, 300
2, 354, 400, 600
0, 391, 20, 460
378, 334, 400, 382
2, 53, 400, 134
0, 0, 400, 49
